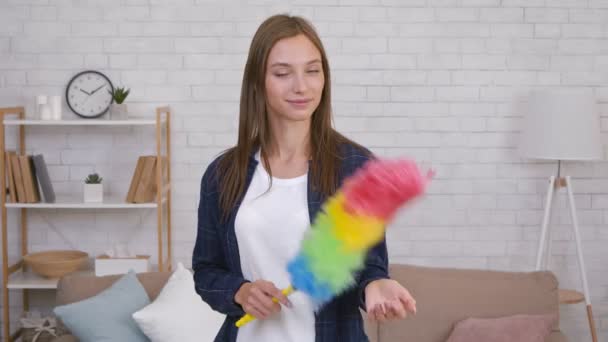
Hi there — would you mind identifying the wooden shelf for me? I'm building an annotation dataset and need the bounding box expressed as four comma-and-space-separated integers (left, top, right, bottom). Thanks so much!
3, 119, 158, 126
7, 266, 161, 290
1, 106, 172, 341
5, 195, 165, 209
7, 269, 95, 290
559, 288, 585, 304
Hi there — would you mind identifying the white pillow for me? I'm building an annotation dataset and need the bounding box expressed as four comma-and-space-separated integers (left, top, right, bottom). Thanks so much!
132, 262, 226, 342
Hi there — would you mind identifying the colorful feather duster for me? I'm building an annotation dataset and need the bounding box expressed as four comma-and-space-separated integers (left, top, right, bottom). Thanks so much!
236, 158, 431, 327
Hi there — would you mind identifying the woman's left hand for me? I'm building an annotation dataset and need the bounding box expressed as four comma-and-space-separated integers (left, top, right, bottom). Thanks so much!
364, 279, 417, 322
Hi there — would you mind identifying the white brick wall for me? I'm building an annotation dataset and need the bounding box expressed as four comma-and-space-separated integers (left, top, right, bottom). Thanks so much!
1, 0, 608, 340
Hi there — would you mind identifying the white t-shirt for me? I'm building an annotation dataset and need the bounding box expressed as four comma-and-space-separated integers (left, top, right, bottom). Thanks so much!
235, 151, 315, 342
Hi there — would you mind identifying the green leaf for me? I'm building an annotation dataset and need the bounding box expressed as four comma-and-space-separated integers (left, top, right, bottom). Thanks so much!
109, 86, 130, 104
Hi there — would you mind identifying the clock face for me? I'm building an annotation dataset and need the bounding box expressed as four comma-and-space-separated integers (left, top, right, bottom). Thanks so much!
66, 70, 114, 118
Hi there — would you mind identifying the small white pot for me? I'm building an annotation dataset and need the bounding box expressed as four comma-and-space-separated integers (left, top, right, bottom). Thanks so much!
84, 184, 103, 203
110, 103, 128, 120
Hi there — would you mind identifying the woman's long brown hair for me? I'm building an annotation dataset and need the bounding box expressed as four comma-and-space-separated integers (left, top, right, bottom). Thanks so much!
217, 14, 367, 221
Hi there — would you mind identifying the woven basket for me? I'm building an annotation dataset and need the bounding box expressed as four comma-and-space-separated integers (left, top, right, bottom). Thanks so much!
24, 250, 88, 278
20, 314, 69, 342
21, 322, 69, 342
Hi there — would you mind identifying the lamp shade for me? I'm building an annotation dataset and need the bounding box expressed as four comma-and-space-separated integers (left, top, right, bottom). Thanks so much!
518, 88, 603, 161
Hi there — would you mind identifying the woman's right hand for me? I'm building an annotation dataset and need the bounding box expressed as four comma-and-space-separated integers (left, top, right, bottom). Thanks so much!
234, 280, 292, 320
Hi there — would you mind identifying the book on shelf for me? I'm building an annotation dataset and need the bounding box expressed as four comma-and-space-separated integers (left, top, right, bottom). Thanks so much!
126, 155, 158, 203
10, 153, 26, 203
5, 151, 17, 203
32, 154, 55, 203
18, 155, 40, 203
135, 156, 157, 203
4, 153, 55, 204
126, 156, 146, 203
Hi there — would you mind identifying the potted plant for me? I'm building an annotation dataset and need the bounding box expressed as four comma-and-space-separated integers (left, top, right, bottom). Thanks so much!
84, 173, 103, 202
108, 87, 130, 120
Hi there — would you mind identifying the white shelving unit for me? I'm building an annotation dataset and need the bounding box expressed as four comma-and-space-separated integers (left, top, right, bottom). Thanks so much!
0, 106, 172, 342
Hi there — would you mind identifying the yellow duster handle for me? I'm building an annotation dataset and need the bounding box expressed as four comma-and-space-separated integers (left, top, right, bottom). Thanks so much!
235, 285, 295, 328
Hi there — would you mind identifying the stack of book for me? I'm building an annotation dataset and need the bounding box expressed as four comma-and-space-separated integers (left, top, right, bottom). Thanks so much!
126, 156, 165, 203
5, 152, 55, 203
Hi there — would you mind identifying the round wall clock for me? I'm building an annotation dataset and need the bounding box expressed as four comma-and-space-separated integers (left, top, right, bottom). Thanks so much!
65, 70, 114, 119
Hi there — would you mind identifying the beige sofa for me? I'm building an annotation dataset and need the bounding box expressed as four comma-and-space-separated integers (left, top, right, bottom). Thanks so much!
364, 264, 566, 342
52, 264, 566, 342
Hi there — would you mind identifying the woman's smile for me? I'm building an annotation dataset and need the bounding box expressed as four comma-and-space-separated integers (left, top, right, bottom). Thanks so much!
286, 98, 313, 109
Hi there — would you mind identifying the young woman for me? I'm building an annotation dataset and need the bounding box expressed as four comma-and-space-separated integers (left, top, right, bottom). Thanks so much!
192, 14, 416, 342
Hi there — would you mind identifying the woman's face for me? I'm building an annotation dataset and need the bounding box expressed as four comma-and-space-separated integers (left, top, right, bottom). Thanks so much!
264, 34, 325, 123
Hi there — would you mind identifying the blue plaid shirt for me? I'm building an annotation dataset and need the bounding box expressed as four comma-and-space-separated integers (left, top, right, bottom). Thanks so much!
192, 143, 389, 342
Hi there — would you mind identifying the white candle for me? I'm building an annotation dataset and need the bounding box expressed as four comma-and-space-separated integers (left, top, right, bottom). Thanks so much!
40, 104, 52, 120
36, 95, 48, 119
50, 95, 62, 120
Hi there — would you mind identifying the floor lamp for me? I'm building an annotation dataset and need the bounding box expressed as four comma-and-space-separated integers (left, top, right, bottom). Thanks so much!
518, 89, 600, 342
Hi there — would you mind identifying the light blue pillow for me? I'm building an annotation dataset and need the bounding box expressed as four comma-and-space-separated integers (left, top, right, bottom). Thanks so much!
54, 271, 150, 342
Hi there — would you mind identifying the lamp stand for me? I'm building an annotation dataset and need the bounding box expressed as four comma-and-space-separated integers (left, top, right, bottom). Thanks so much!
536, 170, 598, 342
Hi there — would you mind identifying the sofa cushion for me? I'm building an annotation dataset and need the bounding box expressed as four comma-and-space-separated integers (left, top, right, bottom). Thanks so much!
132, 263, 225, 342
377, 264, 560, 342
445, 313, 558, 342
53, 271, 150, 342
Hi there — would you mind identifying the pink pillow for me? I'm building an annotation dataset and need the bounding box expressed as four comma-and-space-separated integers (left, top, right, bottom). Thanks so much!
446, 313, 558, 342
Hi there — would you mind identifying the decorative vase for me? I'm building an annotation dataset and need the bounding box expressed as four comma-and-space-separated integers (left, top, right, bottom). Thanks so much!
84, 184, 103, 202
110, 103, 128, 120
